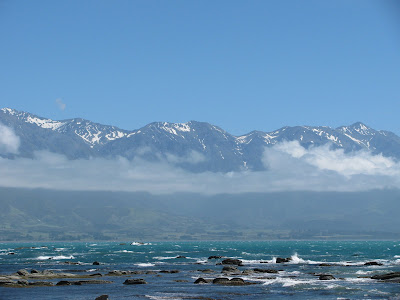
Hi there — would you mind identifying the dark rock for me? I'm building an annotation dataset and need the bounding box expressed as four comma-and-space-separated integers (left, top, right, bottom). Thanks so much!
194, 277, 208, 284
145, 271, 157, 275
371, 272, 400, 280
64, 261, 80, 265
42, 270, 55, 275
254, 268, 278, 273
123, 278, 147, 285
107, 270, 123, 276
56, 280, 72, 286
0, 279, 17, 285
319, 263, 332, 267
174, 279, 188, 282
30, 269, 40, 274
95, 296, 109, 300
229, 278, 246, 285
16, 269, 29, 276
208, 255, 223, 259
212, 277, 230, 285
213, 277, 254, 286
319, 274, 335, 280
159, 270, 179, 273
242, 269, 254, 275
90, 273, 103, 277
176, 255, 186, 259
222, 258, 243, 266
93, 261, 100, 265
8, 252, 15, 255
364, 261, 383, 266
17, 280, 29, 285
276, 257, 292, 263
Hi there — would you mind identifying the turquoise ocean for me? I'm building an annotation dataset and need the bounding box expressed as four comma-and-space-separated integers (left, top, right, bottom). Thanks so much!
1, 241, 400, 299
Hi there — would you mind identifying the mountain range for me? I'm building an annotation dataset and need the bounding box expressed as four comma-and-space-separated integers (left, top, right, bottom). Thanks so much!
1, 107, 400, 172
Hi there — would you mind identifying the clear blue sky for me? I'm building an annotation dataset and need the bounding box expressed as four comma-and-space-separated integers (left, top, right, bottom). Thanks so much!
0, 0, 399, 135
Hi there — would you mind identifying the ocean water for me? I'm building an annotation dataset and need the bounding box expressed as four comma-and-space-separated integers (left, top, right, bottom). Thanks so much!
1, 241, 400, 299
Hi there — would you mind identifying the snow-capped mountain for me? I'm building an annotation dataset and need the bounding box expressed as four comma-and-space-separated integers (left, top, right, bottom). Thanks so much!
1, 107, 400, 172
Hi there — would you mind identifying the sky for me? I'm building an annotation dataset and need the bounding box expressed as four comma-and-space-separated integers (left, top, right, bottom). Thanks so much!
0, 0, 399, 136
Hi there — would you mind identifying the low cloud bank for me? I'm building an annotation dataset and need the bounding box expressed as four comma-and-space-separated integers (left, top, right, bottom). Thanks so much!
0, 140, 399, 194
0, 123, 20, 154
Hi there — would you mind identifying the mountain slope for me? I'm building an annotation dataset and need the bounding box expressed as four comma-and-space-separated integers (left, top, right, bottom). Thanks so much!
1, 107, 400, 172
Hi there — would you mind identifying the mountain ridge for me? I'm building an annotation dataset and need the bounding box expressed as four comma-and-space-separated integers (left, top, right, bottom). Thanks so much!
1, 107, 400, 172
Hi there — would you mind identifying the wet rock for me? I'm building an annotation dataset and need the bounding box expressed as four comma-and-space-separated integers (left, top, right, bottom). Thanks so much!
222, 258, 243, 266
174, 279, 188, 282
212, 277, 230, 285
145, 271, 157, 275
213, 277, 254, 286
242, 269, 254, 275
194, 277, 208, 284
90, 273, 103, 277
371, 272, 400, 280
318, 263, 332, 267
0, 279, 17, 286
42, 270, 55, 275
93, 261, 100, 265
123, 278, 147, 285
176, 255, 186, 259
30, 269, 40, 274
17, 279, 29, 285
8, 252, 15, 255
253, 268, 278, 274
56, 280, 73, 286
64, 261, 80, 265
159, 270, 179, 274
208, 255, 223, 259
95, 295, 109, 300
276, 257, 292, 263
16, 269, 29, 276
319, 274, 335, 280
107, 270, 124, 276
364, 261, 383, 266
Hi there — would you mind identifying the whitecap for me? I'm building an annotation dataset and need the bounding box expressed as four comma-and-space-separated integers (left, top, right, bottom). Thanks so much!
36, 255, 75, 260
116, 250, 134, 253
136, 263, 155, 267
153, 256, 177, 260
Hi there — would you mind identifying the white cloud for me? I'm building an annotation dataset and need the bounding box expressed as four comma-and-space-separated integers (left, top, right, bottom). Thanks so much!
0, 123, 20, 154
0, 141, 399, 194
55, 98, 66, 111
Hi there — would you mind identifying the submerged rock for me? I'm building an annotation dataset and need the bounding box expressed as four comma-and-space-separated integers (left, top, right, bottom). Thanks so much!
123, 279, 147, 285
92, 261, 100, 265
208, 255, 223, 259
253, 268, 278, 274
222, 266, 240, 274
319, 274, 335, 280
95, 295, 109, 300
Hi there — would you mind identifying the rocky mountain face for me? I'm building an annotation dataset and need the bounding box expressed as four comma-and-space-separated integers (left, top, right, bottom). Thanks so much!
1, 107, 400, 172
